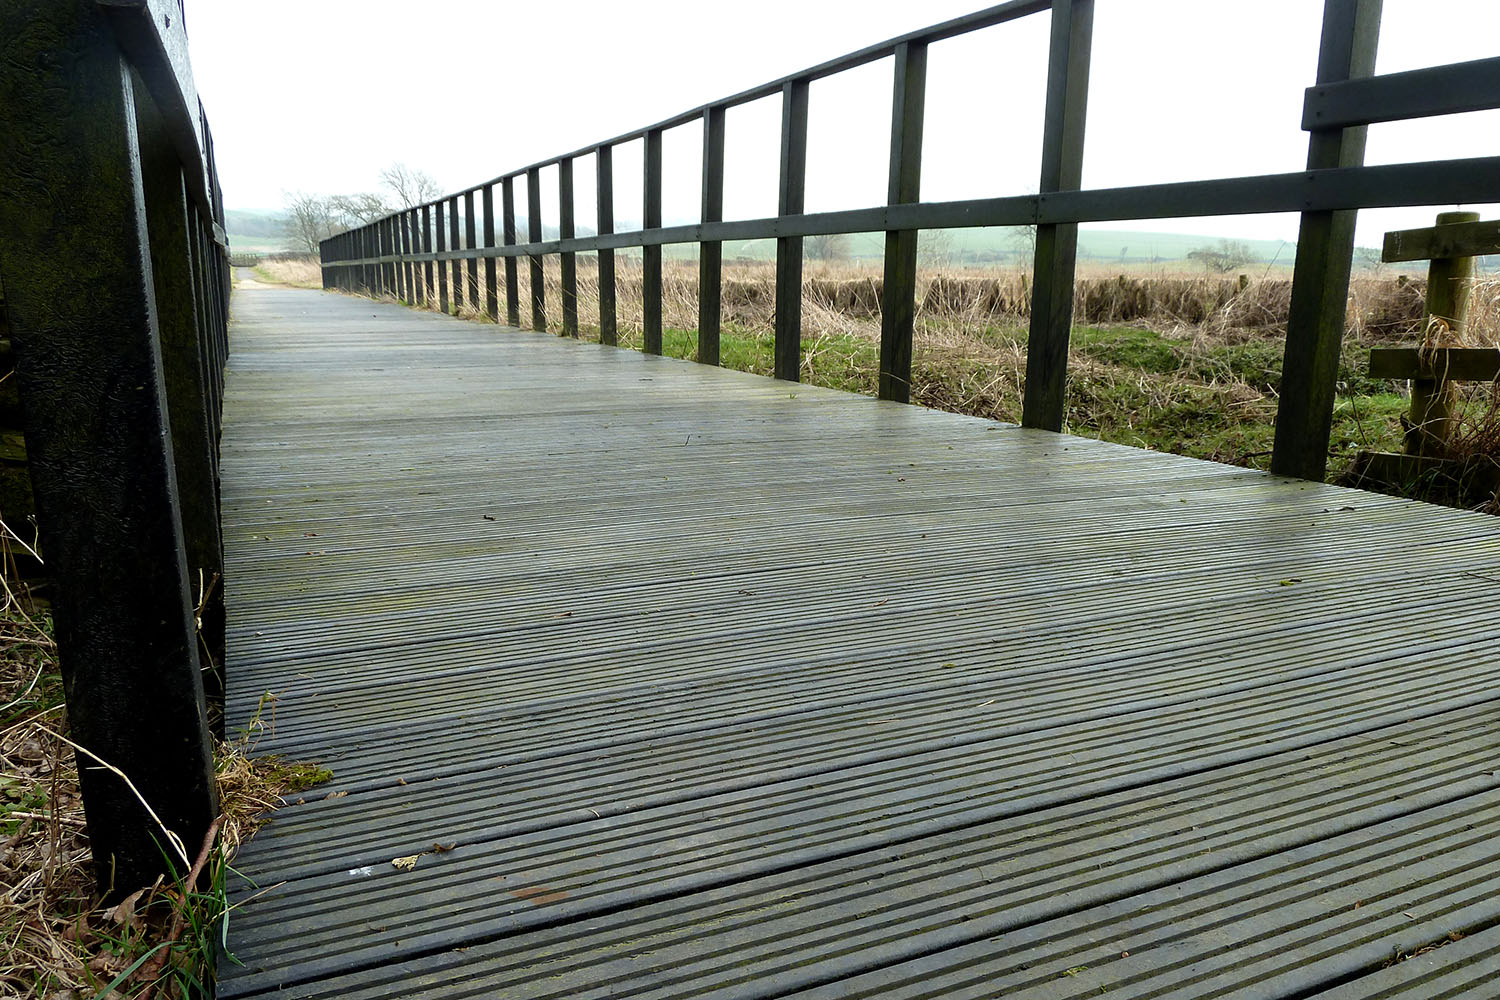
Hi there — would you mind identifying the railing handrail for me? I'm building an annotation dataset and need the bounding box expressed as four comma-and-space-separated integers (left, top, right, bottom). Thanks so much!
320, 0, 1500, 484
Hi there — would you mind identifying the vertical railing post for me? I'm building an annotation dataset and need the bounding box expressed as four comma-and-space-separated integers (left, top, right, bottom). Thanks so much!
503, 177, 520, 326
643, 129, 664, 354
435, 201, 450, 313
391, 216, 405, 302
384, 216, 398, 298
1022, 0, 1093, 431
559, 157, 578, 337
409, 209, 424, 305
422, 204, 435, 307
698, 107, 726, 366
482, 184, 499, 322
0, 0, 216, 896
361, 231, 370, 293
402, 211, 416, 303
464, 189, 479, 309
596, 145, 617, 345
320, 236, 333, 290
1272, 0, 1384, 481
448, 195, 463, 312
133, 73, 225, 696
527, 166, 545, 331
775, 79, 810, 382
879, 41, 927, 403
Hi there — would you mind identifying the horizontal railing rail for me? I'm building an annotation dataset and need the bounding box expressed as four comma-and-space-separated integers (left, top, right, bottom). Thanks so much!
322, 0, 1500, 483
0, 0, 229, 897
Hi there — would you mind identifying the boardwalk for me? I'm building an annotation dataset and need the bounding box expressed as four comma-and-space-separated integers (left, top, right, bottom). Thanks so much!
219, 285, 1500, 999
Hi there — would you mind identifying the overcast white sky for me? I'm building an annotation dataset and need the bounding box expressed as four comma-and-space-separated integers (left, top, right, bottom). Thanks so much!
187, 0, 1500, 246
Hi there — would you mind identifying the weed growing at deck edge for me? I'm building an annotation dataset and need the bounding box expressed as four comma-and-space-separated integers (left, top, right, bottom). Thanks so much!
0, 524, 330, 999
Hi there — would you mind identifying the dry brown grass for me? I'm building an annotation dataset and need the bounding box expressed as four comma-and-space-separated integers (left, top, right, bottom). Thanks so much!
250, 256, 322, 289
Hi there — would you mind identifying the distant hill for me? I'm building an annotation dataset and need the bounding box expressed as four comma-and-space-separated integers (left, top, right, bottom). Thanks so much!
225, 209, 291, 252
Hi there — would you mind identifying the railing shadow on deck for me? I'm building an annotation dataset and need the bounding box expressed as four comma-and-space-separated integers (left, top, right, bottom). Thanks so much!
0, 0, 229, 897
320, 0, 1500, 484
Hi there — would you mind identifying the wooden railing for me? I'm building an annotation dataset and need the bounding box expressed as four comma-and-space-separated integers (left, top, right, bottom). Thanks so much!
321, 0, 1500, 482
0, 0, 228, 896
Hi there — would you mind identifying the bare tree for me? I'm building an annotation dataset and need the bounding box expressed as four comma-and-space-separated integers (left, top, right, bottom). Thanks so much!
329, 192, 392, 227
282, 192, 342, 255
1187, 239, 1256, 274
1010, 224, 1037, 267
380, 163, 442, 209
805, 233, 850, 262
917, 229, 956, 268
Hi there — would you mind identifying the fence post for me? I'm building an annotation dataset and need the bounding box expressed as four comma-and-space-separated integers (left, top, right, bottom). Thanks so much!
482, 185, 499, 321
409, 209, 423, 305
643, 129, 664, 354
560, 157, 578, 336
775, 79, 810, 382
1272, 0, 1384, 481
422, 205, 435, 307
0, 0, 216, 896
435, 202, 449, 313
879, 41, 928, 403
403, 211, 416, 303
133, 67, 225, 699
597, 146, 618, 345
464, 190, 479, 308
1022, 0, 1093, 431
699, 107, 726, 366
390, 217, 402, 299
527, 167, 545, 331
448, 195, 463, 312
503, 177, 520, 326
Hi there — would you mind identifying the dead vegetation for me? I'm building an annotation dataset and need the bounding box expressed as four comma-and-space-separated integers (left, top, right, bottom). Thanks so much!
0, 519, 328, 998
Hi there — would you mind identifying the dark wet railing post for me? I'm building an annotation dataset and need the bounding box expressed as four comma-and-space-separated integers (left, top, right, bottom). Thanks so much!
643, 129, 664, 354
409, 209, 424, 305
386, 217, 399, 297
435, 202, 450, 313
482, 185, 499, 321
402, 212, 416, 303
1272, 0, 1384, 481
503, 177, 520, 326
1022, 0, 1093, 431
0, 0, 216, 897
422, 205, 435, 306
448, 195, 463, 312
133, 69, 225, 698
698, 107, 726, 366
597, 145, 617, 345
879, 40, 927, 403
527, 166, 545, 331
365, 224, 377, 295
774, 78, 810, 382
560, 157, 578, 337
464, 189, 479, 309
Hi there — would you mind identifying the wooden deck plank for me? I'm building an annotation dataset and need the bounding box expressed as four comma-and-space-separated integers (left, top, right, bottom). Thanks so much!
217, 286, 1500, 998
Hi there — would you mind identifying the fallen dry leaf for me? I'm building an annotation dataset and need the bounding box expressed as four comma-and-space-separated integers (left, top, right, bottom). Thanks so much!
392, 854, 420, 871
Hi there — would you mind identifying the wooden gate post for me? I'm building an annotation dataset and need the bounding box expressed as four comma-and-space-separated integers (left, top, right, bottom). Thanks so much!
0, 0, 217, 897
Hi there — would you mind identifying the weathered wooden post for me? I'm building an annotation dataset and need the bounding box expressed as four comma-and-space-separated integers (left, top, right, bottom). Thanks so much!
1271, 0, 1382, 480
1363, 214, 1500, 488
0, 0, 218, 897
1390, 211, 1480, 456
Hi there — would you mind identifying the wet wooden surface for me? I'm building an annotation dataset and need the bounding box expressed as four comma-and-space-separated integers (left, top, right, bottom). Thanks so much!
218, 285, 1500, 999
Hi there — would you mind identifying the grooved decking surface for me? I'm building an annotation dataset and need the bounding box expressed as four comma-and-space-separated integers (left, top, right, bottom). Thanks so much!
218, 286, 1500, 999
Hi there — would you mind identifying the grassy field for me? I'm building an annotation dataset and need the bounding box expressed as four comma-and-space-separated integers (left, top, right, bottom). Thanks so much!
264, 253, 1499, 510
